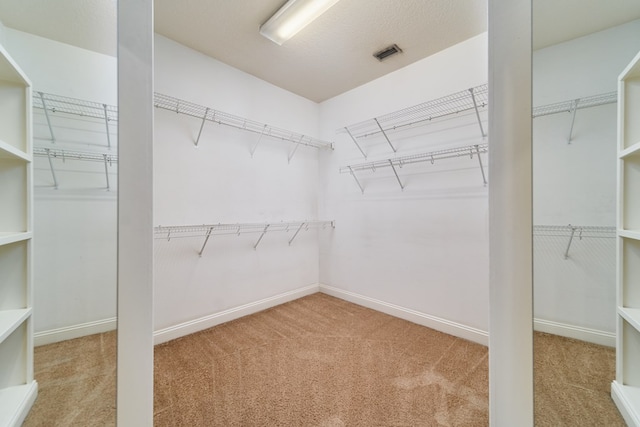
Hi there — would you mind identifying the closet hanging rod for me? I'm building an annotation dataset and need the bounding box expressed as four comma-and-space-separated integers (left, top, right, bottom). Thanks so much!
153, 93, 333, 150
33, 92, 118, 122
343, 83, 488, 140
339, 143, 488, 173
532, 91, 617, 118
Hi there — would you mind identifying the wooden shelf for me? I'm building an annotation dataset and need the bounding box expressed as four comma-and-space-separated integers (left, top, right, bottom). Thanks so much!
0, 309, 31, 344
619, 230, 640, 241
620, 307, 640, 334
0, 232, 31, 247
612, 381, 640, 426
621, 142, 640, 159
0, 382, 38, 427
0, 140, 29, 162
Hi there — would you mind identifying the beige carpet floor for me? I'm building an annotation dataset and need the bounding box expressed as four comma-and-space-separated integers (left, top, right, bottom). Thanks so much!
23, 293, 623, 426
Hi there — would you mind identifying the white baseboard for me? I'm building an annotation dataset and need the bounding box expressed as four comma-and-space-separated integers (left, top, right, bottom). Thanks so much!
611, 380, 640, 427
534, 318, 615, 347
319, 284, 488, 346
34, 317, 117, 347
153, 284, 320, 345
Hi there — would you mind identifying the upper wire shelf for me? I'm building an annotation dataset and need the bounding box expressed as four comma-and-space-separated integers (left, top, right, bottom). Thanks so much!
33, 92, 118, 122
532, 91, 617, 118
153, 93, 333, 152
155, 220, 335, 256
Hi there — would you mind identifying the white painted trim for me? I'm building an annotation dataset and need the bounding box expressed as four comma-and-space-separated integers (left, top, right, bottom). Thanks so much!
34, 317, 117, 347
319, 284, 488, 346
153, 284, 320, 345
534, 318, 615, 348
611, 380, 640, 427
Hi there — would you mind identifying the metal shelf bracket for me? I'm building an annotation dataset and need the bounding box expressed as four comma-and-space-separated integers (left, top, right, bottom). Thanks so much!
567, 99, 580, 144
389, 159, 404, 191
250, 124, 268, 157
103, 154, 111, 191
39, 92, 56, 143
374, 118, 397, 153
254, 224, 270, 249
474, 144, 487, 186
348, 166, 365, 194
288, 135, 303, 163
44, 148, 59, 189
469, 87, 486, 138
199, 226, 214, 257
103, 104, 112, 149
345, 126, 367, 159
288, 222, 306, 245
195, 107, 210, 147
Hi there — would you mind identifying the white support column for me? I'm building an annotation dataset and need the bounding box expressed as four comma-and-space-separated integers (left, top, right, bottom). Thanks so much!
117, 0, 154, 426
488, 0, 533, 426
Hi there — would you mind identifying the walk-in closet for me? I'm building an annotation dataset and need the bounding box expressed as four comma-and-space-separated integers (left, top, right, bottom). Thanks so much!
1, 0, 640, 426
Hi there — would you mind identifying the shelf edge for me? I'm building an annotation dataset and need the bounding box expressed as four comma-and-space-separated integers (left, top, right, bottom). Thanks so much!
619, 230, 640, 241
0, 308, 32, 344
620, 142, 640, 159
0, 139, 30, 162
0, 232, 32, 247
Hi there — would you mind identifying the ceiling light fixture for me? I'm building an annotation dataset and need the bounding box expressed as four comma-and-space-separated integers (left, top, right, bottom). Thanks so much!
259, 0, 341, 45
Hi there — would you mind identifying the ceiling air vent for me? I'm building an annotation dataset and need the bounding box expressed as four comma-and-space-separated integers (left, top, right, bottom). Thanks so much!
373, 44, 402, 61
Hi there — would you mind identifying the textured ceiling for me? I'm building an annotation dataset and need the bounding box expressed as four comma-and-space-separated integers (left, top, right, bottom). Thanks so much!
0, 1, 639, 102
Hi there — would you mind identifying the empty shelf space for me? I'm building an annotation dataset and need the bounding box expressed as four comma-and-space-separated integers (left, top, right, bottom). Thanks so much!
0, 140, 29, 162
0, 309, 31, 344
0, 232, 31, 247
620, 307, 640, 333
621, 142, 640, 159
620, 230, 640, 241
0, 382, 37, 427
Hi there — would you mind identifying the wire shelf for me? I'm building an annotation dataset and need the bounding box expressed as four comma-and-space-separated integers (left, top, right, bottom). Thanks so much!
33, 147, 118, 163
339, 143, 488, 173
33, 92, 118, 122
532, 91, 617, 118
153, 93, 333, 150
344, 84, 488, 139
533, 224, 616, 238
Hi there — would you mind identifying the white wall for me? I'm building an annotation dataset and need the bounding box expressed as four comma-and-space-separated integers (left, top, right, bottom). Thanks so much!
153, 35, 323, 332
318, 34, 489, 339
2, 29, 117, 341
532, 20, 640, 340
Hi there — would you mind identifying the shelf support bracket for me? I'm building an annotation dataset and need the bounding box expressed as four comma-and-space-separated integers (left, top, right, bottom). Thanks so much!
39, 92, 56, 143
45, 148, 59, 189
567, 99, 580, 143
194, 107, 210, 147
475, 145, 487, 186
199, 226, 214, 257
374, 118, 397, 152
103, 154, 111, 191
288, 135, 303, 163
388, 160, 404, 191
348, 166, 364, 194
250, 124, 268, 157
103, 104, 112, 149
288, 222, 305, 245
564, 225, 576, 259
345, 127, 367, 159
469, 87, 486, 138
253, 224, 270, 249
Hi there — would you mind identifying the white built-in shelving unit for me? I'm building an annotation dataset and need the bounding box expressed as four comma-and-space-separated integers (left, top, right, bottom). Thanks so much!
0, 43, 37, 427
340, 84, 489, 193
612, 49, 640, 427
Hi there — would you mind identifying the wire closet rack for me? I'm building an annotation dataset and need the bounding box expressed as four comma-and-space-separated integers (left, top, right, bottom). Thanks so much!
342, 84, 488, 158
533, 224, 616, 259
340, 143, 488, 193
532, 91, 617, 143
33, 91, 117, 148
33, 147, 117, 190
155, 220, 335, 256
153, 93, 333, 160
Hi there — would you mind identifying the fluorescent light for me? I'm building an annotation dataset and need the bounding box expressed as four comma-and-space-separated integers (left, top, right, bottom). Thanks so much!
259, 0, 341, 45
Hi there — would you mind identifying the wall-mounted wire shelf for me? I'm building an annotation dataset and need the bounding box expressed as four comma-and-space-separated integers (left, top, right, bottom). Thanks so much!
155, 220, 335, 256
33, 91, 117, 148
342, 84, 488, 158
33, 146, 117, 190
533, 224, 616, 259
340, 143, 488, 193
532, 91, 617, 143
153, 93, 333, 159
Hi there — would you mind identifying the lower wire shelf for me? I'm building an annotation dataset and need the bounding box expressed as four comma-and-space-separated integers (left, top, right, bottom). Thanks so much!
155, 220, 335, 256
